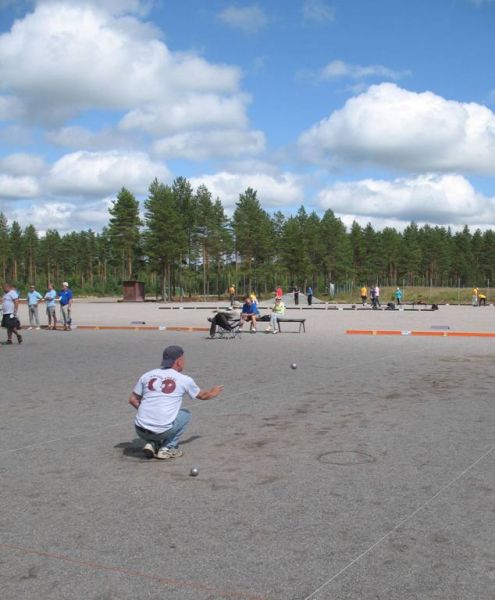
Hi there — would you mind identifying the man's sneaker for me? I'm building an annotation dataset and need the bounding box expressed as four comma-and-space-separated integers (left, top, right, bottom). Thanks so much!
142, 442, 156, 459
28, 327, 33, 330
156, 446, 183, 460
6, 340, 12, 345
272, 330, 278, 334
36, 327, 40, 330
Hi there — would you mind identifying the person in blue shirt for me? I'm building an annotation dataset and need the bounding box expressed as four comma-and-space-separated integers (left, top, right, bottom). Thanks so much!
44, 282, 58, 329
394, 287, 403, 306
240, 295, 257, 332
27, 284, 43, 330
306, 286, 313, 306
58, 281, 73, 330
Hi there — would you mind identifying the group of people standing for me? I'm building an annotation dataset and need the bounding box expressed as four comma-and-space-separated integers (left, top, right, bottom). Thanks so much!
2, 281, 74, 343
360, 285, 403, 309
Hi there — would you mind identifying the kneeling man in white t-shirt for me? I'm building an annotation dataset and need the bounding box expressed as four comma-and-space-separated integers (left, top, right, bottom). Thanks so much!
129, 345, 224, 460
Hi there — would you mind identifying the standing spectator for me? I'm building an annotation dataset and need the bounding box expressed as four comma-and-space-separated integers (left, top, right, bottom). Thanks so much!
59, 282, 73, 330
472, 287, 479, 306
306, 286, 313, 306
360, 285, 368, 306
228, 284, 236, 306
45, 283, 57, 330
394, 287, 403, 306
2, 283, 22, 344
266, 297, 285, 334
275, 285, 283, 299
27, 284, 43, 330
370, 286, 377, 309
293, 286, 300, 305
374, 285, 381, 307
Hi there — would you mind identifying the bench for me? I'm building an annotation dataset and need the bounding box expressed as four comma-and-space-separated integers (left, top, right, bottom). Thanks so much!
276, 317, 306, 333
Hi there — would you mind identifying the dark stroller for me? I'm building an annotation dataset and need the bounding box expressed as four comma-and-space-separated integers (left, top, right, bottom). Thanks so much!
207, 312, 241, 339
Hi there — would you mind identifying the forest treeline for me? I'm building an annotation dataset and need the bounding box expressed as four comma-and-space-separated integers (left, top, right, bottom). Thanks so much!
1, 176, 494, 298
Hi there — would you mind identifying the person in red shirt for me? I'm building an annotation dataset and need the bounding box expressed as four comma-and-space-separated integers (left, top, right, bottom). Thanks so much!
275, 285, 283, 299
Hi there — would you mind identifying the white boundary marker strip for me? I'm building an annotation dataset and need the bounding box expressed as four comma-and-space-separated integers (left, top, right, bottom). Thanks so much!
303, 443, 495, 600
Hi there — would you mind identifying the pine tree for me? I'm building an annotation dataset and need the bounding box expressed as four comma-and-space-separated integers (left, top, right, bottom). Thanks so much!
108, 187, 142, 280
144, 179, 187, 300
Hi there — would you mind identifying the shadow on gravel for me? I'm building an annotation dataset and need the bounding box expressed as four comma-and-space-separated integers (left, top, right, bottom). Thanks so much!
115, 435, 202, 459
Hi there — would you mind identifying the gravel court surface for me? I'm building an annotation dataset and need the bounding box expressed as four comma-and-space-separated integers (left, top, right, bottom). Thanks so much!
1, 313, 495, 599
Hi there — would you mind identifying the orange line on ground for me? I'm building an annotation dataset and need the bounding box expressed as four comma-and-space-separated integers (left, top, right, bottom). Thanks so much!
0, 543, 264, 600
346, 329, 495, 338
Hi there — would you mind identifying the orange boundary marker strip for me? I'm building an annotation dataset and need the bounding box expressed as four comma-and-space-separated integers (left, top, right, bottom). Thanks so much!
347, 329, 495, 338
0, 543, 264, 600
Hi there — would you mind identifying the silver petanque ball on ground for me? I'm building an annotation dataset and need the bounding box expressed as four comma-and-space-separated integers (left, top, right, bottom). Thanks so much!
291, 363, 297, 369
190, 467, 199, 477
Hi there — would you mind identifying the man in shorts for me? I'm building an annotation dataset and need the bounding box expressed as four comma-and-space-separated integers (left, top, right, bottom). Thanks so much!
128, 345, 224, 459
239, 295, 257, 332
2, 283, 22, 344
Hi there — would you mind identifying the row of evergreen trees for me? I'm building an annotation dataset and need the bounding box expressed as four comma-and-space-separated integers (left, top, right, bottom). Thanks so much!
1, 176, 494, 298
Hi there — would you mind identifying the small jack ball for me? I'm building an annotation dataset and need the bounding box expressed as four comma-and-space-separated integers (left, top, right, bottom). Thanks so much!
190, 467, 199, 477
291, 363, 297, 369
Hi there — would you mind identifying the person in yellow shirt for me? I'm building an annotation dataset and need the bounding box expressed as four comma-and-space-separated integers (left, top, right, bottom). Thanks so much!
478, 291, 487, 306
360, 285, 368, 306
228, 284, 235, 306
472, 287, 479, 307
266, 297, 285, 334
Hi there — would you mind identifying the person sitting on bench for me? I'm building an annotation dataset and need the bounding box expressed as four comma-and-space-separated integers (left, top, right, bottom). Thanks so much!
266, 297, 285, 334
239, 296, 257, 332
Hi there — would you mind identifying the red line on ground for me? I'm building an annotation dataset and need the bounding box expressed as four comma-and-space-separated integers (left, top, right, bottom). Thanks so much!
0, 543, 264, 600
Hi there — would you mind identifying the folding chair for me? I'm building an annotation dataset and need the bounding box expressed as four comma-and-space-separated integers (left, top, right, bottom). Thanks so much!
207, 315, 242, 339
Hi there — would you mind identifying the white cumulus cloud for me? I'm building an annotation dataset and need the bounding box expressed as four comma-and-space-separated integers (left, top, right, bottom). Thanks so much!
317, 174, 495, 226
0, 174, 40, 198
153, 129, 266, 160
190, 171, 304, 209
299, 83, 495, 174
0, 153, 45, 176
47, 150, 169, 196
0, 2, 243, 129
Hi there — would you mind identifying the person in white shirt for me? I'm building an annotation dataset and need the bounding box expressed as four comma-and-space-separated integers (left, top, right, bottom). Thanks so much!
2, 282, 22, 344
128, 345, 224, 460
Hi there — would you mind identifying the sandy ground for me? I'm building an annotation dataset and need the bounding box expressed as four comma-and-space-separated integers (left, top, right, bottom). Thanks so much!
1, 302, 495, 599
14, 297, 495, 332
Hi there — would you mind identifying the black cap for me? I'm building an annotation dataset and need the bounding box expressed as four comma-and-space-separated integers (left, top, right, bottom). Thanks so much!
161, 345, 184, 368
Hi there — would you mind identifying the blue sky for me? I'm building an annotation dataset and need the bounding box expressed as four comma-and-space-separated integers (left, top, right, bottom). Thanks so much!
1, 0, 495, 233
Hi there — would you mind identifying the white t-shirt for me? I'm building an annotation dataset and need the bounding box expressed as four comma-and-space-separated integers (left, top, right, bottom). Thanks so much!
2, 290, 17, 315
133, 368, 200, 433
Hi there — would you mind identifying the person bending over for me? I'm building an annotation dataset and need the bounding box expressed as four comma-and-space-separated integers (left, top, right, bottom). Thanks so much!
129, 345, 223, 459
